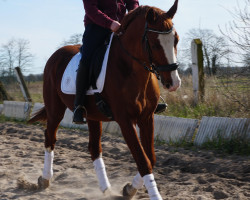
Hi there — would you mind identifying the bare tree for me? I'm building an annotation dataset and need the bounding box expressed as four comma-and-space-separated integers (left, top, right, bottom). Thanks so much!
220, 0, 250, 67
216, 0, 250, 112
0, 38, 34, 80
60, 33, 82, 47
0, 39, 16, 77
16, 39, 34, 73
182, 28, 230, 75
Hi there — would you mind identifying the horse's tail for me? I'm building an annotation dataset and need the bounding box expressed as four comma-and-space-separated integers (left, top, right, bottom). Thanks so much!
27, 107, 47, 124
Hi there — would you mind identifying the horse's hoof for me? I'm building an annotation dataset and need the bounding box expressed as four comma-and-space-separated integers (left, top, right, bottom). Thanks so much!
38, 176, 50, 189
122, 183, 137, 199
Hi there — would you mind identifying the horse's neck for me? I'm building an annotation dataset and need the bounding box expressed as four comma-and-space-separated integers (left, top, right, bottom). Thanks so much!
107, 35, 159, 92
109, 36, 135, 77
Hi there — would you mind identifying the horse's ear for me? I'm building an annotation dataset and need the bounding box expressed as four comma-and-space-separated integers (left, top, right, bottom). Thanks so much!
165, 0, 178, 19
146, 7, 159, 24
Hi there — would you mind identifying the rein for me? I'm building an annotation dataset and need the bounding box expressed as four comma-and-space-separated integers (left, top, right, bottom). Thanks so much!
118, 21, 179, 80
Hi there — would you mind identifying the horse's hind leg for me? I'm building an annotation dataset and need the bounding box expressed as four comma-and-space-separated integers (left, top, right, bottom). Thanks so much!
39, 94, 66, 189
88, 120, 111, 193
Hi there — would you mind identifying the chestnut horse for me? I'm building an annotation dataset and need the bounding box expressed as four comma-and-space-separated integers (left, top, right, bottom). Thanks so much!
29, 1, 180, 199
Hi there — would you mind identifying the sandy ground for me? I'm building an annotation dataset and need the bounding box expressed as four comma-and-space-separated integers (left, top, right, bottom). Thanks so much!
0, 121, 249, 200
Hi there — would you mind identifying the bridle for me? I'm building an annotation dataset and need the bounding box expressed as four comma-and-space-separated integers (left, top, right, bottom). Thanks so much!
118, 21, 179, 80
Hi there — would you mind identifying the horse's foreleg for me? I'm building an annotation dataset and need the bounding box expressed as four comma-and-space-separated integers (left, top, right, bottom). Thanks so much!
120, 118, 162, 200
138, 114, 162, 200
88, 120, 111, 193
138, 114, 156, 168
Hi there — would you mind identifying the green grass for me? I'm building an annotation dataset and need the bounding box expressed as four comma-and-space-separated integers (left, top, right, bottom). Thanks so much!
201, 135, 250, 155
160, 103, 237, 119
154, 131, 250, 156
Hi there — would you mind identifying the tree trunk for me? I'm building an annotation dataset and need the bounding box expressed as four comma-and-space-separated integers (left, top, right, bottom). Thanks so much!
203, 47, 211, 76
212, 55, 217, 75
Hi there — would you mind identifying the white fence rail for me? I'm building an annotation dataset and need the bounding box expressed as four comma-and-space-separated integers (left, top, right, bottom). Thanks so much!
194, 116, 250, 146
3, 101, 32, 120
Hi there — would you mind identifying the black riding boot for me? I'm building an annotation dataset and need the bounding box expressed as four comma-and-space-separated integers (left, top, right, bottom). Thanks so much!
154, 103, 168, 114
73, 59, 89, 124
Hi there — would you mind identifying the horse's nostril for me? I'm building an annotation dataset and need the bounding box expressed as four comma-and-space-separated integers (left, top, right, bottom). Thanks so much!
166, 83, 171, 89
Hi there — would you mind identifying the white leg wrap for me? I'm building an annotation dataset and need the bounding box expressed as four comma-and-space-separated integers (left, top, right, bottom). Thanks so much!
93, 158, 111, 192
132, 172, 144, 189
143, 174, 162, 200
42, 150, 54, 180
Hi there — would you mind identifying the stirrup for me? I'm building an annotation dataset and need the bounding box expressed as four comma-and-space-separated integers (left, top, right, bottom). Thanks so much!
73, 105, 87, 124
154, 96, 168, 114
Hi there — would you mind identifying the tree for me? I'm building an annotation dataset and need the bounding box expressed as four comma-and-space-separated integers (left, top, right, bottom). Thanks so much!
220, 0, 250, 67
0, 39, 16, 77
0, 38, 34, 81
217, 0, 250, 112
16, 39, 34, 73
60, 33, 82, 47
182, 29, 230, 75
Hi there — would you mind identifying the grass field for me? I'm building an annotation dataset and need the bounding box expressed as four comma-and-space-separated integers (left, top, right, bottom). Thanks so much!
2, 75, 250, 119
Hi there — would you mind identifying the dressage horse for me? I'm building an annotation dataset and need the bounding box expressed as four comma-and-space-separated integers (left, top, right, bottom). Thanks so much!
28, 1, 181, 199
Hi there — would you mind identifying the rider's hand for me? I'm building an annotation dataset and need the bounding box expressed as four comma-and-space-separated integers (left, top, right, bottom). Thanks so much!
110, 21, 121, 32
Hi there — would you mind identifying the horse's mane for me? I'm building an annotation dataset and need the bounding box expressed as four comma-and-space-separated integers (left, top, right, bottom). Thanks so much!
121, 6, 166, 31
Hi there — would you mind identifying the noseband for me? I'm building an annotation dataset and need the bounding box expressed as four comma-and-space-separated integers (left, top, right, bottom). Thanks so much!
118, 21, 179, 80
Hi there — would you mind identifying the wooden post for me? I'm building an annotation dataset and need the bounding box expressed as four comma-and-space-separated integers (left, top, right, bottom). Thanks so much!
191, 39, 205, 105
0, 81, 11, 101
14, 67, 32, 102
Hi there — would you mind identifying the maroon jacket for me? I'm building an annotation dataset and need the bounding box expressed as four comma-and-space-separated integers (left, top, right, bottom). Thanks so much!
83, 0, 139, 29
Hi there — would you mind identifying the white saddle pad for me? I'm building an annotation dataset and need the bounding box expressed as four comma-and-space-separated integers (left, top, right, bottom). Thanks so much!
61, 33, 114, 95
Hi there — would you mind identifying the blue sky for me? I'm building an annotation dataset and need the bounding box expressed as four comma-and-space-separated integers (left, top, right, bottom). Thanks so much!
0, 0, 243, 74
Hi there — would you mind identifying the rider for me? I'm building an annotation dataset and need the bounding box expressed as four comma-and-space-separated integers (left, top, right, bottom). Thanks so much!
73, 0, 140, 124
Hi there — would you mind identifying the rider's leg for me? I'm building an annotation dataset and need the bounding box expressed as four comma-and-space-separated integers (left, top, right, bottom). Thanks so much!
73, 24, 111, 123
73, 59, 89, 124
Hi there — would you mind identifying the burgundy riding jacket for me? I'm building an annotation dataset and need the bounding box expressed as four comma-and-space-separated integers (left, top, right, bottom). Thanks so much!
82, 0, 139, 29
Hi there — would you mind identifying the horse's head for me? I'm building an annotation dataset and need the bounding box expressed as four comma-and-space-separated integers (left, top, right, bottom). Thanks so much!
144, 0, 181, 92
120, 0, 181, 92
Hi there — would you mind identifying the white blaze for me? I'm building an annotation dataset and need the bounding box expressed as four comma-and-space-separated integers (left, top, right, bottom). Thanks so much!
158, 31, 181, 91
158, 31, 176, 64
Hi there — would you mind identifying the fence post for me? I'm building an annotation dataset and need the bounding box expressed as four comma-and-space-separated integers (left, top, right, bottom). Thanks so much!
0, 81, 11, 101
14, 67, 32, 102
191, 39, 205, 104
